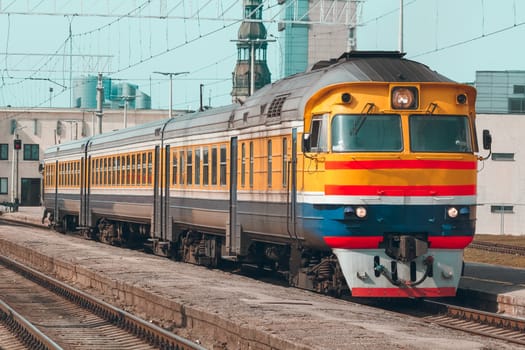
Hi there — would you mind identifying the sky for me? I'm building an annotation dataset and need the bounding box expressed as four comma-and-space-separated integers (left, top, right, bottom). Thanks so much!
1, 0, 525, 110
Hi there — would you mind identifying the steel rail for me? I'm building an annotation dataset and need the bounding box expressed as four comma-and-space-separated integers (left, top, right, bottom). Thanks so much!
422, 299, 525, 346
0, 254, 206, 350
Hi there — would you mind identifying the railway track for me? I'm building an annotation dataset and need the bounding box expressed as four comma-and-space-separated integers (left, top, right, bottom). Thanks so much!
0, 255, 205, 350
469, 241, 525, 256
422, 300, 525, 345
378, 299, 525, 346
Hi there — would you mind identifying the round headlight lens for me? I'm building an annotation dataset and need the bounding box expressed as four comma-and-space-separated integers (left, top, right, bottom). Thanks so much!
355, 206, 367, 218
447, 207, 459, 218
391, 87, 417, 109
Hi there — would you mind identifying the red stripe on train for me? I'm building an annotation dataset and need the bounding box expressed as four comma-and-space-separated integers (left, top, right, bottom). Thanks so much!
325, 160, 477, 170
324, 184, 476, 196
351, 287, 456, 298
324, 236, 474, 249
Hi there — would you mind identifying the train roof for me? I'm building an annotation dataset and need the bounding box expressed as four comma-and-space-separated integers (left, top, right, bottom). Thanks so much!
229, 51, 455, 129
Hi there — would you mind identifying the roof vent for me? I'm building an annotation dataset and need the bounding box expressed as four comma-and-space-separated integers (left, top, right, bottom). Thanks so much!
267, 94, 289, 119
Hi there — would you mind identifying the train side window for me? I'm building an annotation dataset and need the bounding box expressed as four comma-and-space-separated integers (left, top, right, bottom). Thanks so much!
220, 145, 227, 186
195, 148, 201, 185
131, 155, 136, 185
249, 141, 254, 188
108, 157, 113, 186
136, 154, 141, 186
241, 143, 246, 187
91, 159, 95, 185
203, 147, 209, 186
267, 140, 272, 188
147, 152, 153, 185
308, 114, 328, 152
211, 147, 218, 185
179, 150, 185, 185
172, 150, 178, 185
104, 158, 109, 186
282, 138, 288, 187
141, 153, 146, 185
116, 157, 120, 186
125, 155, 130, 186
187, 149, 193, 185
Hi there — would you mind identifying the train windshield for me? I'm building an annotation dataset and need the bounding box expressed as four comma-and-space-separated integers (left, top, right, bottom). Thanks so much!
410, 115, 472, 153
331, 114, 402, 152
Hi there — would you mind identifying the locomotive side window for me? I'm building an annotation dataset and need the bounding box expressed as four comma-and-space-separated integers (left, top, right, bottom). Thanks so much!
410, 115, 472, 153
331, 114, 402, 152
309, 114, 328, 152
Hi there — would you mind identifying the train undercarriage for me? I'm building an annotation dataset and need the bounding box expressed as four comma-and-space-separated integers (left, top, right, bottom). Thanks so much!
52, 213, 348, 296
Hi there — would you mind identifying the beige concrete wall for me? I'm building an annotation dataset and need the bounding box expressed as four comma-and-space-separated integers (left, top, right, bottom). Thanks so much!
476, 114, 525, 235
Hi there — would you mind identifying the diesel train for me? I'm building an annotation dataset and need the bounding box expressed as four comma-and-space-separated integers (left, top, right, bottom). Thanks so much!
42, 51, 492, 298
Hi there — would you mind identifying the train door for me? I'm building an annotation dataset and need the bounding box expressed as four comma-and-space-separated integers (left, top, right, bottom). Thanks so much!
287, 128, 298, 238
153, 145, 161, 238
153, 143, 171, 240
79, 155, 90, 229
225, 136, 245, 257
151, 144, 171, 256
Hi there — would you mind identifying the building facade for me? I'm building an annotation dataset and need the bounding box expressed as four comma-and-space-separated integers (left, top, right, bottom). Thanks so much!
476, 114, 525, 235
278, 0, 357, 76
0, 108, 173, 207
476, 71, 525, 114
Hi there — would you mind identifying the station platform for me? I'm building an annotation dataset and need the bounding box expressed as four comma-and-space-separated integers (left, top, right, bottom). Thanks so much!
2, 206, 525, 319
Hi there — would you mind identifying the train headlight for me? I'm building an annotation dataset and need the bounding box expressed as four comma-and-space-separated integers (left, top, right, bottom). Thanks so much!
355, 206, 367, 218
447, 207, 459, 218
391, 86, 418, 109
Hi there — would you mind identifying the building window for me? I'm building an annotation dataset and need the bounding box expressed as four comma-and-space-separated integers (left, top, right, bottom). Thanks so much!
0, 144, 8, 160
514, 85, 525, 94
491, 205, 514, 214
0, 178, 7, 194
491, 153, 514, 161
23, 144, 39, 161
508, 98, 525, 113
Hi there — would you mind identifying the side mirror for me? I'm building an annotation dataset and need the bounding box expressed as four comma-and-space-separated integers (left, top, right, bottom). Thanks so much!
482, 129, 492, 150
302, 133, 311, 153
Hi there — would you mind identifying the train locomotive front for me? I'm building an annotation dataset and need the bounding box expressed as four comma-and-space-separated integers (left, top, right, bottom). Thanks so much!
42, 51, 490, 298
298, 52, 488, 297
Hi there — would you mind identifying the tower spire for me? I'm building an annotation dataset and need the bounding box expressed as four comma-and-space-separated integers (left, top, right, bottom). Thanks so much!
231, 0, 272, 104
